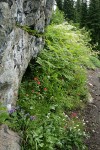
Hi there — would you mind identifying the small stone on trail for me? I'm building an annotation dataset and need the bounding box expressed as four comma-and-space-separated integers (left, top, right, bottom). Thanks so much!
88, 83, 93, 87
88, 93, 93, 103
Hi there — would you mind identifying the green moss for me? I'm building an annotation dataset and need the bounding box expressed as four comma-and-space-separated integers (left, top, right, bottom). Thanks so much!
16, 24, 45, 38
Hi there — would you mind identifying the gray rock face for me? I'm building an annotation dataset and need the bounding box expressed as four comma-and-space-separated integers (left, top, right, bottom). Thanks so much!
0, 125, 20, 150
0, 0, 54, 106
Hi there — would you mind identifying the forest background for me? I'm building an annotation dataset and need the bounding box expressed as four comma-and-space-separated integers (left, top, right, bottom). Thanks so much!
55, 0, 100, 53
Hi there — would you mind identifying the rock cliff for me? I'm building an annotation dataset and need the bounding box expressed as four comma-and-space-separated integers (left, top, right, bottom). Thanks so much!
0, 0, 54, 149
0, 125, 20, 150
0, 0, 54, 106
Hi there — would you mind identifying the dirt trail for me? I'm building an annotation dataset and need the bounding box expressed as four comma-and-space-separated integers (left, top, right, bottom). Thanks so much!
84, 68, 100, 150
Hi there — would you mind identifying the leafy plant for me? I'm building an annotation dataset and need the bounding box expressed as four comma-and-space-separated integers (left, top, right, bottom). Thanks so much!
90, 56, 100, 68
51, 8, 65, 25
0, 103, 9, 124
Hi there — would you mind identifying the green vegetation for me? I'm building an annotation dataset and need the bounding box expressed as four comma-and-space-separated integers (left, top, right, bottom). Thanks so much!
0, 103, 9, 124
3, 21, 95, 150
87, 0, 100, 50
16, 24, 45, 38
51, 8, 64, 25
90, 56, 100, 68
63, 0, 74, 20
0, 9, 99, 149
56, 0, 100, 51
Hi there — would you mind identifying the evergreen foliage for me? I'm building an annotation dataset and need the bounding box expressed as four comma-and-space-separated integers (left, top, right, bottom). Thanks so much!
55, 0, 63, 10
56, 0, 100, 51
87, 0, 100, 50
80, 0, 88, 28
74, 0, 81, 23
63, 0, 74, 20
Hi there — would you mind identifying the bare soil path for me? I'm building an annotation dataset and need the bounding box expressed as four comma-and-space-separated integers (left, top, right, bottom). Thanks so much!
84, 68, 100, 150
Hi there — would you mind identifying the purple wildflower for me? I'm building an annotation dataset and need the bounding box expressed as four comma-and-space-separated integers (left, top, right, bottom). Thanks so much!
30, 116, 36, 121
8, 108, 16, 114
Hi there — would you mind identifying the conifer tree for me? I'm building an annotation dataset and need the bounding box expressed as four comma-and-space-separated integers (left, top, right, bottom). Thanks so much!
87, 0, 100, 49
74, 0, 81, 23
63, 0, 74, 20
80, 0, 88, 28
55, 0, 63, 11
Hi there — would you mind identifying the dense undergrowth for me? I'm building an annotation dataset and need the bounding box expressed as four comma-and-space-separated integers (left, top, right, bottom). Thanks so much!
1, 9, 100, 150
7, 23, 95, 150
